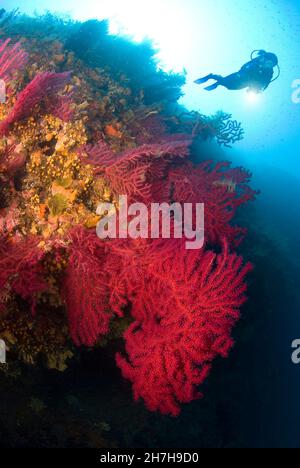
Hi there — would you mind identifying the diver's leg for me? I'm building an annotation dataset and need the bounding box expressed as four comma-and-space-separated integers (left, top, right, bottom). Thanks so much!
203, 74, 224, 91
204, 82, 220, 91
218, 72, 247, 90
203, 72, 248, 92
194, 74, 223, 85
194, 74, 213, 84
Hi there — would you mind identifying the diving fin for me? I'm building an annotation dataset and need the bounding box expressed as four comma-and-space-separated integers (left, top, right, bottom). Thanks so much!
194, 74, 213, 85
204, 82, 219, 91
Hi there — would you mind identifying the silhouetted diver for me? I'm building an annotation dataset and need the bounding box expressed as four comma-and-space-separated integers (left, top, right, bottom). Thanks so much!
195, 50, 280, 92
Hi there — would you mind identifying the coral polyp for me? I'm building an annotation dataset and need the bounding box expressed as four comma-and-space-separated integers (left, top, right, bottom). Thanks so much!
0, 14, 255, 416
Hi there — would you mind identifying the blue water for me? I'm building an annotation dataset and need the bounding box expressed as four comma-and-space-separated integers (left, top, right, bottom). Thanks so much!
1, 0, 300, 447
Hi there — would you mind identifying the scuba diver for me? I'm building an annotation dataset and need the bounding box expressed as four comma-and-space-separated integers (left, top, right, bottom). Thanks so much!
195, 50, 280, 93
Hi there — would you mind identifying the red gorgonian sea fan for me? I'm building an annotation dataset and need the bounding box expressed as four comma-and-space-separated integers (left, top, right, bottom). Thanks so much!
81, 137, 193, 202
0, 14, 258, 422
109, 239, 253, 416
0, 71, 72, 135
0, 142, 26, 182
0, 46, 255, 416
0, 132, 255, 416
0, 38, 28, 82
82, 139, 256, 246
56, 227, 253, 416
153, 160, 257, 247
74, 139, 255, 417
0, 235, 48, 314
62, 227, 122, 347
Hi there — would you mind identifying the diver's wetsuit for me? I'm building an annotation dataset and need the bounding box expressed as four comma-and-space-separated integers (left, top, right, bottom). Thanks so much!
196, 53, 277, 92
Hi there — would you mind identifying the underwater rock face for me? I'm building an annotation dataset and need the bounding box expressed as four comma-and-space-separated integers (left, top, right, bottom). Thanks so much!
0, 13, 255, 417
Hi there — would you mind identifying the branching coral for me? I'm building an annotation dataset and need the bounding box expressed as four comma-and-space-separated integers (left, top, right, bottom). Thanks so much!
0, 38, 28, 82
113, 239, 252, 416
152, 160, 257, 247
81, 138, 193, 202
0, 235, 47, 313
63, 227, 121, 347
0, 23, 256, 416
0, 141, 26, 183
174, 110, 244, 148
211, 112, 245, 147
0, 71, 72, 136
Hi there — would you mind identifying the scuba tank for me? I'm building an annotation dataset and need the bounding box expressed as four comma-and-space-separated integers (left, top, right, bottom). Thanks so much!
250, 50, 281, 83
